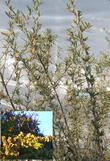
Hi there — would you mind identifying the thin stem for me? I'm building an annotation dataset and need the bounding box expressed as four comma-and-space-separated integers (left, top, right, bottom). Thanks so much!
37, 52, 70, 132
0, 72, 16, 110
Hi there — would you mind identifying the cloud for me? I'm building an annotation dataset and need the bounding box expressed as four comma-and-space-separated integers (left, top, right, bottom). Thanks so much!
92, 27, 105, 32
40, 15, 72, 28
41, 15, 72, 22
0, 28, 8, 32
85, 15, 110, 22
77, 0, 110, 14
0, 0, 110, 57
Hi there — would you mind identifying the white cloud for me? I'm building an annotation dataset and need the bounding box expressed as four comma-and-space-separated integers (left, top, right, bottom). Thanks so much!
41, 15, 72, 21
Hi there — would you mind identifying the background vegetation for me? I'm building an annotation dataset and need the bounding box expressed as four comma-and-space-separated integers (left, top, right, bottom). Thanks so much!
1, 111, 53, 159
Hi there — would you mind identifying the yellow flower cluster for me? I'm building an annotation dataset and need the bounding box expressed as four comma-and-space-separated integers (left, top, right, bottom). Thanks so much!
1, 132, 54, 159
2, 136, 19, 158
15, 132, 43, 150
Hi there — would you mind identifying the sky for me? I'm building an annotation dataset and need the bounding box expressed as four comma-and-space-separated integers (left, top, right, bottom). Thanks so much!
34, 111, 53, 136
14, 111, 53, 136
0, 0, 110, 56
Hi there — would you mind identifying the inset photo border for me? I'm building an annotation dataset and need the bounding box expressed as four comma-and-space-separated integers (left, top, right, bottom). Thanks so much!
0, 111, 53, 160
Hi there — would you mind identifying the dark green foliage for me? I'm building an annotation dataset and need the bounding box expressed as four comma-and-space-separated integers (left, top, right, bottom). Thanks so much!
18, 145, 53, 160
1, 111, 41, 137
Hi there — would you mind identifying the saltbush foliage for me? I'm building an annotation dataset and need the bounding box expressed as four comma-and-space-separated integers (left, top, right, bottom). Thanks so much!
0, 0, 110, 161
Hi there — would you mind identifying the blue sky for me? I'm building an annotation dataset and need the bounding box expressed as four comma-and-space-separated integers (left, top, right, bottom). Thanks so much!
14, 111, 53, 136
34, 111, 53, 136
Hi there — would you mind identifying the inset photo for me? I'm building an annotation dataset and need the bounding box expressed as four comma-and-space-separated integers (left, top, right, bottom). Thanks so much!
0, 111, 53, 160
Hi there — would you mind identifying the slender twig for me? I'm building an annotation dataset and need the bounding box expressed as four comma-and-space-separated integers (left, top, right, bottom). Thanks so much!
0, 72, 16, 110
37, 52, 70, 132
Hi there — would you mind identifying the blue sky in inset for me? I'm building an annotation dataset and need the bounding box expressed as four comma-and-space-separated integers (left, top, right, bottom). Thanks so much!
14, 111, 53, 136
33, 111, 53, 136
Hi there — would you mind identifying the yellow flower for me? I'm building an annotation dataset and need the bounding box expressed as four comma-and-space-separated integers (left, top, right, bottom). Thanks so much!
31, 134, 35, 138
28, 142, 32, 146
1, 132, 54, 159
45, 136, 50, 142
7, 137, 12, 143
2, 136, 6, 142
33, 142, 43, 150
18, 131, 24, 137
5, 150, 9, 156
26, 133, 31, 137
